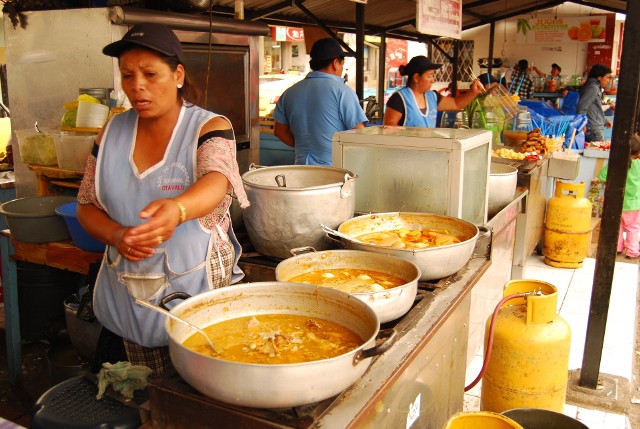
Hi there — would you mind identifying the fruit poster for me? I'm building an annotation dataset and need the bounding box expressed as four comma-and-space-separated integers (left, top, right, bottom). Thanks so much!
516, 16, 607, 44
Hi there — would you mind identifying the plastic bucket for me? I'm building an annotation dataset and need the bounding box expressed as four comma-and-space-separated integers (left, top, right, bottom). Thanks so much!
445, 412, 524, 429
47, 345, 91, 385
0, 196, 76, 243
502, 408, 588, 429
55, 202, 106, 252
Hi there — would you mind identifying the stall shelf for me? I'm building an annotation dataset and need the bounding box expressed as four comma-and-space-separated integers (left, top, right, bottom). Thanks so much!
565, 149, 609, 197
1, 230, 102, 384
491, 156, 551, 278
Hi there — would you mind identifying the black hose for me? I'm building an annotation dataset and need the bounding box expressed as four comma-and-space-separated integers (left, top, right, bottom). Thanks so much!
464, 292, 528, 392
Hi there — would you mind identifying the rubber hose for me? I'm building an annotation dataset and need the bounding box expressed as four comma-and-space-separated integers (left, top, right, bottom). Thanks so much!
464, 292, 528, 392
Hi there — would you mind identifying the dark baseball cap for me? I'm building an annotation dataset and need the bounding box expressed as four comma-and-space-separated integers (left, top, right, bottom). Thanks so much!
103, 22, 184, 64
479, 73, 497, 85
310, 38, 355, 61
403, 55, 442, 77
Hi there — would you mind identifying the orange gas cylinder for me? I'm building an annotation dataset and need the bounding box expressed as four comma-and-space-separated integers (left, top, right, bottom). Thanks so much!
543, 181, 592, 268
481, 280, 571, 413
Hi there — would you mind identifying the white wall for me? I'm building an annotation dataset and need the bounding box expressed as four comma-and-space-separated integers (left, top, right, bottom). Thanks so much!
462, 3, 622, 82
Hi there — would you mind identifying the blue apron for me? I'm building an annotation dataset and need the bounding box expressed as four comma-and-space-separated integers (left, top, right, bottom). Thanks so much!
398, 86, 438, 127
93, 105, 242, 347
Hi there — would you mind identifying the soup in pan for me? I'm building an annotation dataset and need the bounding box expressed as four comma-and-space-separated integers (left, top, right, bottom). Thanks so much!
289, 268, 405, 293
355, 227, 462, 250
183, 314, 364, 364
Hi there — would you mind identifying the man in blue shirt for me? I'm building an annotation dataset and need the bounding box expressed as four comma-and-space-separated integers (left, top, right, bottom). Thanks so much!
273, 38, 367, 165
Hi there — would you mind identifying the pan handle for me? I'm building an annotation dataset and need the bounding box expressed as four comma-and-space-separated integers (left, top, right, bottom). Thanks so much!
248, 163, 269, 171
472, 226, 492, 258
159, 292, 193, 310
290, 246, 317, 256
340, 173, 357, 198
325, 233, 346, 248
353, 328, 397, 366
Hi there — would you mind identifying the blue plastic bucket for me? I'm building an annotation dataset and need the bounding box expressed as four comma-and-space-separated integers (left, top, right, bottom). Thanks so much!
55, 202, 106, 253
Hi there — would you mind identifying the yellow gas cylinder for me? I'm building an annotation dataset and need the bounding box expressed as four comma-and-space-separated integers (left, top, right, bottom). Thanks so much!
480, 279, 571, 413
543, 181, 592, 268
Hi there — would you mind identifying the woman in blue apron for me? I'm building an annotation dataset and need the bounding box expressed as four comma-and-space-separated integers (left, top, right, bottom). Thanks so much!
76, 23, 249, 376
383, 55, 483, 127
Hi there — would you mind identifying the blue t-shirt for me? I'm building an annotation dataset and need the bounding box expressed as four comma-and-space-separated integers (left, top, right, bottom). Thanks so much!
274, 71, 367, 165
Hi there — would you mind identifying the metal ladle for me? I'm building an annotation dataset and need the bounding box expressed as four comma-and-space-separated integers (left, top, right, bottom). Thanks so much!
135, 298, 220, 354
320, 224, 361, 243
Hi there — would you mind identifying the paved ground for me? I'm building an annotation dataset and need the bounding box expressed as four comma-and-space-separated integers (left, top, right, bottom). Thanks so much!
0, 334, 50, 427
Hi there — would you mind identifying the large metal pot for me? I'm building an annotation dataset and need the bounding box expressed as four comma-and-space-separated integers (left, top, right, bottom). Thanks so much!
162, 282, 395, 408
274, 249, 421, 323
242, 165, 357, 259
334, 212, 479, 281
488, 163, 518, 217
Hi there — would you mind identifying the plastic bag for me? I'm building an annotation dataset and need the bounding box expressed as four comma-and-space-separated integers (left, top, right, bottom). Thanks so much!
564, 114, 588, 150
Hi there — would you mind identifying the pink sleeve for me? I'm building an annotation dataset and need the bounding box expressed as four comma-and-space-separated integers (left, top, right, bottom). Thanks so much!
77, 155, 103, 209
197, 136, 249, 209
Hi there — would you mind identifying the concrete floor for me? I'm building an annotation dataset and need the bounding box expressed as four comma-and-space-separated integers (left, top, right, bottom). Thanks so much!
464, 253, 639, 428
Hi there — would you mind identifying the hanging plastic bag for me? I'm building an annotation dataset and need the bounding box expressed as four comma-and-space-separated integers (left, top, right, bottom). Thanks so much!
564, 114, 587, 150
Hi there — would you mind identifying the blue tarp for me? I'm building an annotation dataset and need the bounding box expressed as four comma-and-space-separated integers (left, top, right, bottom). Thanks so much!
520, 100, 587, 150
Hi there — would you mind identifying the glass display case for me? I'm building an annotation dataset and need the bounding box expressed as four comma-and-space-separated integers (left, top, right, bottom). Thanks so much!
332, 126, 492, 225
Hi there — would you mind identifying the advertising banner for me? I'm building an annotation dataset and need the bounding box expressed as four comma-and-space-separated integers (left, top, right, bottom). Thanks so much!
272, 27, 305, 42
417, 0, 462, 39
516, 15, 607, 44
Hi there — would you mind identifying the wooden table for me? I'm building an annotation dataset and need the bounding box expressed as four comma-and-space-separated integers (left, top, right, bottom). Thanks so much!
27, 164, 84, 196
0, 230, 102, 384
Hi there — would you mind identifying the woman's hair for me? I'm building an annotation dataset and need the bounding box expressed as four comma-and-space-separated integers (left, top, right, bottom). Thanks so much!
588, 64, 612, 80
629, 134, 640, 169
163, 55, 201, 106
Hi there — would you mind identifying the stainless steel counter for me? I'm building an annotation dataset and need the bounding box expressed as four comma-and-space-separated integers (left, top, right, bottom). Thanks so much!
148, 257, 491, 429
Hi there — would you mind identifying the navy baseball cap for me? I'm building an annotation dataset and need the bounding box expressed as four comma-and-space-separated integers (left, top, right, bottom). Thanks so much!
403, 56, 442, 77
103, 22, 184, 64
310, 38, 354, 61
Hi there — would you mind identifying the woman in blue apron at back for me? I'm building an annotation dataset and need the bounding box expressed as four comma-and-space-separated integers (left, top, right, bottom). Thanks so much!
383, 55, 483, 127
76, 23, 249, 376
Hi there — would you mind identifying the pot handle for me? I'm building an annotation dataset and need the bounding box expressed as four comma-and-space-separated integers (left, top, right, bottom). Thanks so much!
353, 328, 397, 366
325, 233, 346, 248
159, 291, 193, 311
275, 174, 287, 187
340, 173, 357, 198
290, 246, 317, 256
472, 226, 492, 258
248, 163, 269, 171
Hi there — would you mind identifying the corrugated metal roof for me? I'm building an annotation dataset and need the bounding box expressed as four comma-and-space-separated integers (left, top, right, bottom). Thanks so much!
210, 0, 628, 38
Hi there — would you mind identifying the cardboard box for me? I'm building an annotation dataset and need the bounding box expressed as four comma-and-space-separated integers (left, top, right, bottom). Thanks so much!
548, 152, 581, 180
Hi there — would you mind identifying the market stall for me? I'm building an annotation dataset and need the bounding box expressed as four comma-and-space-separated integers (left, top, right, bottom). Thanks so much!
2, 3, 617, 426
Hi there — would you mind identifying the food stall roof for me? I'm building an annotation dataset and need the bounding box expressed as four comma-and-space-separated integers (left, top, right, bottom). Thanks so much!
209, 0, 628, 37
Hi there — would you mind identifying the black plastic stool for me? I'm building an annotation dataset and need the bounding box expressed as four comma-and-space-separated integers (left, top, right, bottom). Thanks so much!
31, 376, 141, 429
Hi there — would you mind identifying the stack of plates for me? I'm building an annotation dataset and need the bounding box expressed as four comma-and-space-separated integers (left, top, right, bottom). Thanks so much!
76, 101, 109, 128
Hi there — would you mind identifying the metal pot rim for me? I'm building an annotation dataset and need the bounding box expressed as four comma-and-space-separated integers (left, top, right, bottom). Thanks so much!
242, 165, 357, 191
337, 212, 479, 253
165, 282, 380, 367
275, 249, 422, 295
